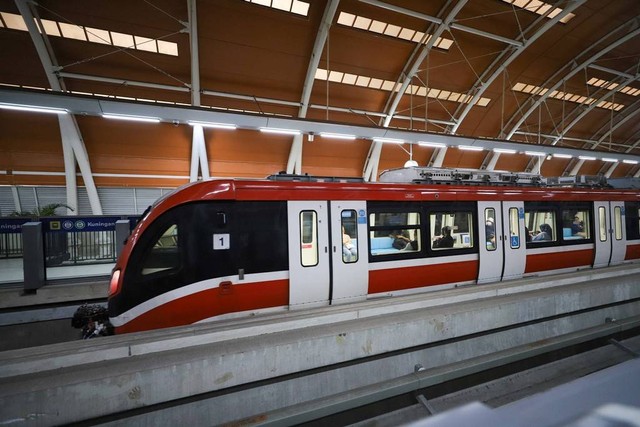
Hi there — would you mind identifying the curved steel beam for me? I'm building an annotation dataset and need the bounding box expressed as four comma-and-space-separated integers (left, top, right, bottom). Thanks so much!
504, 17, 640, 141
549, 65, 640, 146
449, 0, 585, 134
364, 0, 468, 180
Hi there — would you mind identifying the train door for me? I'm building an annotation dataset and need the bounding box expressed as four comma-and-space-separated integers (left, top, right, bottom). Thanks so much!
501, 202, 527, 280
330, 202, 368, 304
610, 201, 627, 265
477, 201, 526, 284
287, 201, 330, 309
593, 201, 626, 268
477, 202, 503, 284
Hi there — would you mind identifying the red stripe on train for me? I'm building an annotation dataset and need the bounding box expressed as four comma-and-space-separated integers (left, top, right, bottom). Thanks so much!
369, 260, 479, 294
525, 249, 594, 273
115, 279, 289, 334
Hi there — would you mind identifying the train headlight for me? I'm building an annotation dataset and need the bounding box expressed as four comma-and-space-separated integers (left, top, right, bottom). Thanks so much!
109, 269, 121, 297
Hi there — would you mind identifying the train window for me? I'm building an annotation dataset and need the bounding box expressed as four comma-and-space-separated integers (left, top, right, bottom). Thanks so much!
525, 210, 556, 243
341, 210, 358, 263
598, 207, 607, 242
561, 209, 590, 241
368, 211, 421, 256
509, 208, 520, 249
624, 202, 640, 240
485, 209, 496, 251
300, 211, 318, 267
614, 206, 623, 240
141, 223, 180, 275
430, 212, 474, 250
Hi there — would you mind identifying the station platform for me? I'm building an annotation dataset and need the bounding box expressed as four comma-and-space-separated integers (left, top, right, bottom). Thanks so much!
1, 263, 639, 425
0, 260, 110, 351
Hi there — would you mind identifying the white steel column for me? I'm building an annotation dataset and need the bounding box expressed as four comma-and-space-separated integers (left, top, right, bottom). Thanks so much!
16, 0, 102, 214
188, 0, 210, 181
604, 163, 618, 178
363, 0, 468, 180
286, 0, 340, 175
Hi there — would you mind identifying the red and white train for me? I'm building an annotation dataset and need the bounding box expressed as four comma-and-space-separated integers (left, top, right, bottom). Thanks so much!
107, 171, 640, 334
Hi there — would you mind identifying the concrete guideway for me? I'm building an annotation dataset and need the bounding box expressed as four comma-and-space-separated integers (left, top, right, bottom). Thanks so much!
1, 264, 640, 425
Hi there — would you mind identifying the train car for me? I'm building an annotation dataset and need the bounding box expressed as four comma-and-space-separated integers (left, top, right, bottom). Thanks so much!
107, 171, 640, 334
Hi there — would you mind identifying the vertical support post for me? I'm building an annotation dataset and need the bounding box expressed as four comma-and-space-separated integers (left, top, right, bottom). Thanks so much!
22, 222, 45, 294
115, 220, 131, 258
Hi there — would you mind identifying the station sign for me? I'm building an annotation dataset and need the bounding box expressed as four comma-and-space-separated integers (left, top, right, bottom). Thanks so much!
0, 218, 30, 234
42, 217, 122, 233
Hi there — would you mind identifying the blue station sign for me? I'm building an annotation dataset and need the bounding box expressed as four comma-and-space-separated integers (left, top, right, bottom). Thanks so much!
0, 218, 30, 234
42, 217, 122, 233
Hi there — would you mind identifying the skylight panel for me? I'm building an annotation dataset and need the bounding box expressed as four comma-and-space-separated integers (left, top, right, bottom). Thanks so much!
272, 0, 293, 12
41, 20, 60, 37
245, 0, 310, 16
59, 22, 87, 41
336, 12, 453, 51
85, 27, 110, 44
588, 77, 638, 96
135, 36, 157, 53
383, 24, 401, 38
291, 1, 310, 16
354, 16, 371, 30
337, 12, 355, 26
501, 0, 575, 23
315, 69, 328, 80
381, 81, 396, 91
513, 82, 625, 110
111, 32, 133, 48
0, 12, 178, 56
328, 71, 343, 82
369, 78, 383, 89
315, 68, 491, 107
398, 28, 415, 41
369, 20, 386, 34
157, 40, 178, 56
1, 12, 27, 31
355, 76, 371, 87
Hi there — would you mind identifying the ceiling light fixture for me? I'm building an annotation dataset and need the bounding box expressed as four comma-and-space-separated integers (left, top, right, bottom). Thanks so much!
259, 127, 301, 135
418, 141, 446, 148
623, 159, 638, 165
458, 145, 484, 151
601, 157, 618, 163
188, 121, 236, 129
103, 113, 160, 123
578, 155, 596, 161
319, 132, 357, 140
493, 148, 516, 154
524, 151, 546, 157
0, 103, 68, 114
373, 137, 404, 144
552, 153, 572, 159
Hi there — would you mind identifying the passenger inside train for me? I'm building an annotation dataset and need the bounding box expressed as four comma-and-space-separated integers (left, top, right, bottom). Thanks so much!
532, 223, 553, 241
342, 226, 357, 262
433, 226, 455, 249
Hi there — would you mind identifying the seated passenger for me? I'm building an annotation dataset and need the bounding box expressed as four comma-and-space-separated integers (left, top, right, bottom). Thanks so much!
433, 226, 454, 248
342, 226, 357, 261
532, 223, 552, 241
571, 216, 585, 236
390, 230, 411, 250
